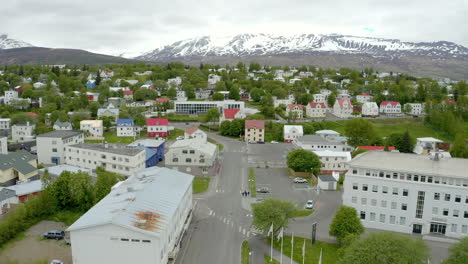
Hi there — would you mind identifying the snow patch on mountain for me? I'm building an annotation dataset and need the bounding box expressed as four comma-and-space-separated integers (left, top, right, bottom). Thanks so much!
0, 34, 33, 49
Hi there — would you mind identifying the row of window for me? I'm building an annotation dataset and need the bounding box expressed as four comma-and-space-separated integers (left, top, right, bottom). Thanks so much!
360, 211, 406, 225
182, 150, 196, 154
353, 169, 468, 188
450, 224, 468, 234
111, 237, 151, 243
432, 207, 468, 218
433, 193, 467, 203
352, 183, 409, 196
351, 196, 408, 210
66, 149, 132, 162
172, 158, 205, 163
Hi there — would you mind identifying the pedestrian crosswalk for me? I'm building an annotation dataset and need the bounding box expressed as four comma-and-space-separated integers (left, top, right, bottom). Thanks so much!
207, 208, 252, 238
215, 189, 225, 193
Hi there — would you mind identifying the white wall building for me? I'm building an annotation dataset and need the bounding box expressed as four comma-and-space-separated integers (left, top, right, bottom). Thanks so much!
306, 102, 327, 118
67, 167, 194, 264
174, 100, 244, 115
283, 125, 303, 143
65, 143, 146, 176
80, 120, 104, 138
313, 94, 326, 103
4, 90, 19, 105
356, 94, 373, 103
404, 103, 424, 115
343, 151, 468, 239
11, 122, 36, 142
0, 137, 7, 154
285, 104, 304, 119
313, 150, 351, 174
273, 94, 295, 108
184, 127, 207, 141
0, 118, 11, 130
333, 99, 353, 118
361, 102, 379, 116
413, 137, 444, 155
379, 101, 401, 114
37, 130, 84, 165
294, 135, 353, 152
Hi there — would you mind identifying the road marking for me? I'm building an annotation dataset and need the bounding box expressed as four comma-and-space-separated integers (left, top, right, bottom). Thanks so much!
231, 222, 234, 228
247, 231, 250, 238
238, 226, 242, 233
209, 209, 213, 216
242, 228, 246, 236
226, 219, 230, 225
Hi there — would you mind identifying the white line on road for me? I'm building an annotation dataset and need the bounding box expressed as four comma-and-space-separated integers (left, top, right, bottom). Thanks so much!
226, 219, 230, 225
209, 209, 213, 216
246, 231, 250, 237
238, 226, 242, 233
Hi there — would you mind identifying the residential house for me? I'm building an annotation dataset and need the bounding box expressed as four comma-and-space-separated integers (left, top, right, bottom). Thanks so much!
413, 137, 445, 155
128, 139, 165, 167
80, 120, 104, 138
306, 102, 327, 118
313, 150, 351, 174
195, 89, 211, 100
286, 104, 304, 119
283, 125, 303, 143
37, 130, 84, 165
33, 82, 46, 89
65, 143, 146, 176
99, 70, 114, 78
108, 97, 126, 108
312, 94, 326, 103
294, 135, 353, 152
0, 180, 44, 214
361, 102, 379, 116
110, 87, 130, 92
123, 90, 134, 100
333, 99, 353, 118
117, 119, 139, 137
97, 105, 120, 120
86, 80, 96, 89
12, 122, 36, 142
184, 127, 207, 141
53, 120, 73, 130
146, 118, 169, 138
379, 101, 401, 115
165, 138, 218, 176
0, 118, 11, 130
245, 120, 265, 143
167, 77, 182, 87
273, 94, 295, 107
208, 74, 222, 86
0, 150, 38, 186
67, 167, 194, 264
356, 94, 373, 103
404, 103, 424, 116
4, 90, 18, 105
289, 78, 301, 84
220, 108, 243, 123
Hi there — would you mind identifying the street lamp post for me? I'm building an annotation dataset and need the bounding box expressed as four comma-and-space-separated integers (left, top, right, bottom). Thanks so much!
249, 251, 253, 264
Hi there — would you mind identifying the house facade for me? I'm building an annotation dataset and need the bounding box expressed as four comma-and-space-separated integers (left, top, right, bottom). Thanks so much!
361, 102, 379, 116
404, 103, 424, 115
283, 125, 304, 143
146, 118, 169, 138
306, 102, 327, 118
356, 94, 373, 103
37, 130, 84, 165
294, 135, 353, 152
80, 120, 104, 138
343, 151, 468, 239
11, 122, 36, 142
53, 120, 73, 130
184, 127, 207, 141
128, 139, 166, 168
313, 150, 351, 174
285, 104, 304, 119
379, 101, 401, 114
165, 139, 218, 176
245, 120, 265, 143
117, 119, 138, 137
333, 99, 353, 118
0, 118, 11, 130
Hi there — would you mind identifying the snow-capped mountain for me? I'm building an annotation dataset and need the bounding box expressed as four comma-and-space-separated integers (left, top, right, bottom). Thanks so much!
137, 33, 468, 61
0, 34, 33, 49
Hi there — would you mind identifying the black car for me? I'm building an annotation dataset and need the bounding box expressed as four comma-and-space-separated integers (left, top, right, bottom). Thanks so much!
43, 230, 65, 240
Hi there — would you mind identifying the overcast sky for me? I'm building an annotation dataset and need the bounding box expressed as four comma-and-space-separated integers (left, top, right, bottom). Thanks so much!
2, 0, 467, 56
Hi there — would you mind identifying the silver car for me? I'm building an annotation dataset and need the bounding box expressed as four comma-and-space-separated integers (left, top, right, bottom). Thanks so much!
294, 177, 307, 183
306, 200, 314, 209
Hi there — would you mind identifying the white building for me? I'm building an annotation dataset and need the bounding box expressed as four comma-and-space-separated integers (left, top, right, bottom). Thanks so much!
0, 118, 11, 130
53, 120, 73, 130
315, 130, 340, 141
294, 135, 353, 152
413, 137, 444, 155
0, 137, 7, 154
380, 101, 401, 114
184, 127, 207, 141
343, 151, 468, 239
356, 94, 373, 103
165, 139, 218, 175
313, 94, 326, 103
333, 99, 353, 118
208, 74, 221, 85
3, 90, 19, 105
361, 102, 379, 116
67, 167, 194, 264
283, 125, 303, 143
285, 104, 304, 119
313, 150, 351, 174
80, 120, 104, 138
168, 77, 182, 87
306, 102, 327, 118
65, 143, 146, 176
11, 122, 36, 142
404, 103, 424, 116
174, 100, 244, 115
273, 94, 295, 108
97, 105, 120, 120
117, 119, 139, 137
37, 130, 84, 165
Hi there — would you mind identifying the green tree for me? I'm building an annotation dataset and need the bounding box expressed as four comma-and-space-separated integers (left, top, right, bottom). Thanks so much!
252, 199, 296, 235
351, 148, 368, 158
167, 87, 177, 99
450, 134, 468, 158
212, 93, 224, 101
402, 104, 412, 115
286, 149, 321, 174
339, 232, 429, 264
134, 88, 158, 101
327, 93, 336, 107
95, 70, 101, 86
329, 206, 364, 244
400, 130, 413, 153
250, 88, 265, 102
94, 167, 124, 203
219, 120, 232, 136
442, 237, 468, 264
10, 112, 36, 125
99, 116, 115, 131
204, 108, 220, 125
228, 86, 240, 100
344, 118, 378, 146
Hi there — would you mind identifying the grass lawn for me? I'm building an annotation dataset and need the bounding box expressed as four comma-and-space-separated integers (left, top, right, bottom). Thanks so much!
264, 254, 280, 264
85, 131, 145, 144
293, 209, 314, 218
167, 128, 185, 140
207, 137, 224, 151
249, 168, 257, 198
242, 240, 251, 264
193, 177, 211, 194
270, 236, 341, 264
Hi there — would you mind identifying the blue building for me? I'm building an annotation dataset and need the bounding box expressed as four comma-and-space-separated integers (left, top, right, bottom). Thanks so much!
127, 139, 165, 167
86, 80, 96, 89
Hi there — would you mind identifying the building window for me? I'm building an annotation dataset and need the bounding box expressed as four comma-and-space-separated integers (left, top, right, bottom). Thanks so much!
120, 238, 129, 242
391, 202, 397, 209
52, 148, 57, 152
392, 188, 398, 195
415, 191, 425, 219
400, 217, 406, 225
352, 183, 358, 190
189, 150, 195, 154
443, 209, 449, 216
361, 198, 367, 205
379, 172, 384, 177
381, 200, 387, 208
370, 213, 376, 221
445, 194, 451, 201
382, 187, 388, 194
186, 158, 192, 163
433, 207, 438, 215
351, 196, 357, 203
142, 240, 151, 243
372, 185, 378, 192
434, 193, 440, 200
362, 184, 368, 191
379, 214, 385, 223
371, 199, 377, 206
462, 225, 468, 234
131, 239, 140, 242
390, 215, 396, 224
403, 189, 409, 196
352, 169, 357, 174
453, 210, 459, 217
455, 195, 461, 203
360, 211, 366, 220
401, 204, 407, 211
451, 224, 457, 233
428, 176, 433, 183
464, 211, 468, 218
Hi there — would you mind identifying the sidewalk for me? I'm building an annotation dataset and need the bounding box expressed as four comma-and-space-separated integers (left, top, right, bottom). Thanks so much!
249, 235, 298, 264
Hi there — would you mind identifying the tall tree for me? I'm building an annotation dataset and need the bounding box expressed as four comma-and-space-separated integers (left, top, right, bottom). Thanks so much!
327, 93, 336, 107
442, 237, 468, 264
400, 130, 413, 153
252, 199, 296, 234
228, 86, 240, 100
286, 149, 321, 174
329, 206, 364, 244
95, 70, 101, 86
344, 118, 378, 146
339, 232, 429, 264
450, 134, 468, 158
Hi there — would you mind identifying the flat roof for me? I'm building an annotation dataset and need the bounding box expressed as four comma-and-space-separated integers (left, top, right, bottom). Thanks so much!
37, 130, 83, 139
296, 135, 342, 145
350, 151, 468, 179
69, 143, 144, 157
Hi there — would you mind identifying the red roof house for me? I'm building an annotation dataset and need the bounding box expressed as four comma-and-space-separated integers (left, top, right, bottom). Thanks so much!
223, 109, 241, 120
245, 120, 265, 129
146, 118, 169, 138
156, 98, 170, 103
25, 112, 39, 118
123, 90, 134, 95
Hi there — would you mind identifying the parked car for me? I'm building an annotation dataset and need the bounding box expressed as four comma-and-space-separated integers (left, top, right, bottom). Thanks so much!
256, 187, 270, 193
176, 136, 184, 140
294, 177, 307, 183
257, 141, 265, 144
43, 230, 65, 240
50, 260, 64, 264
271, 141, 278, 144
305, 200, 314, 209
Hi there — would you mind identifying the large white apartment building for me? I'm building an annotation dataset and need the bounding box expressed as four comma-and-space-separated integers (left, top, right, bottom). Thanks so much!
361, 102, 379, 116
36, 130, 84, 165
0, 118, 11, 130
80, 120, 104, 138
174, 100, 244, 115
404, 103, 424, 115
313, 150, 351, 174
294, 135, 353, 152
343, 151, 468, 239
11, 122, 36, 142
65, 143, 146, 176
67, 167, 194, 264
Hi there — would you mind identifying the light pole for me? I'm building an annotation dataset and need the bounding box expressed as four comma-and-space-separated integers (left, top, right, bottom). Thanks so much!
249, 251, 253, 264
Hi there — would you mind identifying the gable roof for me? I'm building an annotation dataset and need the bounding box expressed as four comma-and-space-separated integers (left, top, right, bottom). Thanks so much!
54, 120, 72, 128
169, 138, 217, 156
123, 90, 134, 95
380, 101, 400, 106
287, 104, 304, 110
6, 180, 43, 196
0, 150, 37, 175
185, 127, 200, 135
308, 102, 327, 108
67, 167, 194, 237
283, 125, 304, 134
245, 120, 265, 129
156, 98, 170, 103
146, 118, 168, 126
336, 99, 352, 108
223, 108, 240, 119
117, 119, 134, 126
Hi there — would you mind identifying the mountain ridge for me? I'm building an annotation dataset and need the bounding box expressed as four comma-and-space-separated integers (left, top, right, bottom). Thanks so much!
0, 34, 34, 49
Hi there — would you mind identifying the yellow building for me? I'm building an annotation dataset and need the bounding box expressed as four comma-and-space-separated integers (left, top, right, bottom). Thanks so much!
245, 120, 265, 143
0, 150, 38, 186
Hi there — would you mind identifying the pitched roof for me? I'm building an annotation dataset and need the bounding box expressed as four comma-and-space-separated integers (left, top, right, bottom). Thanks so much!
54, 120, 72, 128
283, 125, 304, 134
308, 102, 327, 108
223, 108, 240, 119
146, 118, 168, 126
156, 98, 170, 103
37, 130, 83, 139
245, 120, 265, 129
357, 146, 396, 151
380, 101, 400, 106
337, 99, 352, 108
117, 119, 134, 126
0, 150, 37, 175
169, 138, 217, 156
287, 104, 304, 110
67, 167, 194, 237
358, 94, 372, 96
123, 90, 134, 95
185, 127, 200, 135
6, 180, 43, 196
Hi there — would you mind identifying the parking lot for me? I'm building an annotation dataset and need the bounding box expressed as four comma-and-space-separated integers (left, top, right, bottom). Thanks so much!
248, 142, 297, 168
0, 221, 72, 264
